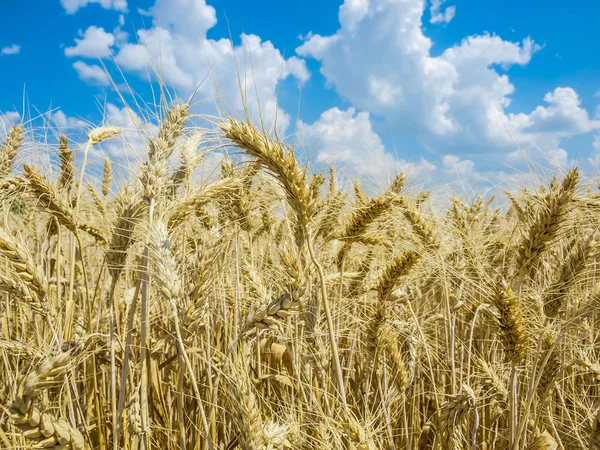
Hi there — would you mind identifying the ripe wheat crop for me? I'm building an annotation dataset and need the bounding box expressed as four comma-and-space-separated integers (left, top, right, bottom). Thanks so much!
1, 100, 600, 450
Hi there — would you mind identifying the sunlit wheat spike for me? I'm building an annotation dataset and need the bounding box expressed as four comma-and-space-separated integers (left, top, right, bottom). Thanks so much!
491, 279, 527, 364
107, 186, 143, 280
389, 171, 406, 194
338, 192, 396, 242
0, 123, 24, 179
220, 117, 316, 228
87, 126, 121, 145
398, 195, 439, 248
102, 157, 112, 197
516, 168, 578, 277
23, 164, 108, 243
0, 227, 48, 306
376, 250, 420, 302
10, 348, 85, 450
57, 134, 74, 192
243, 292, 298, 333
148, 102, 190, 161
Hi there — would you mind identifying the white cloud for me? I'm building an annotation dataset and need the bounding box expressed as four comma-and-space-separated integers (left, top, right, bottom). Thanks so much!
546, 148, 569, 168
429, 0, 456, 24
113, 15, 129, 45
64, 0, 308, 136
297, 106, 510, 194
588, 134, 600, 168
50, 111, 88, 130
61, 0, 127, 14
339, 0, 370, 33
296, 0, 597, 162
299, 106, 435, 179
105, 0, 308, 132
441, 154, 474, 176
62, 0, 600, 190
511, 87, 599, 137
73, 61, 111, 86
98, 103, 155, 163
65, 26, 115, 58
148, 0, 216, 39
0, 112, 20, 131
1, 44, 20, 56
299, 107, 391, 178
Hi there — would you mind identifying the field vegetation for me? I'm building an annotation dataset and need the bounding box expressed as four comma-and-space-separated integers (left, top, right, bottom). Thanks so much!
0, 98, 599, 450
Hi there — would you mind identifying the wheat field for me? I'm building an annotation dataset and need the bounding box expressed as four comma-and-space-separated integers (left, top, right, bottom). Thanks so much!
1, 101, 599, 450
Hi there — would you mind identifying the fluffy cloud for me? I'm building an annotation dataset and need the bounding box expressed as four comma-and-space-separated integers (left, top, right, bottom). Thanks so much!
61, 0, 127, 14
65, 26, 115, 58
511, 88, 599, 137
429, 0, 456, 24
73, 61, 111, 86
66, 0, 308, 134
0, 112, 20, 131
96, 103, 154, 163
50, 111, 88, 131
339, 0, 370, 33
148, 0, 217, 39
296, 0, 598, 160
62, 0, 600, 190
441, 154, 474, 176
114, 10, 308, 114
1, 44, 20, 56
299, 107, 435, 180
299, 107, 390, 178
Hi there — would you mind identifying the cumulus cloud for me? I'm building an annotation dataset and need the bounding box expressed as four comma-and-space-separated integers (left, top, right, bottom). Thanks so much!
339, 0, 370, 33
296, 0, 598, 161
0, 112, 21, 131
299, 107, 390, 177
65, 26, 115, 58
73, 61, 111, 86
441, 154, 474, 176
114, 6, 309, 115
511, 87, 599, 137
299, 106, 435, 179
148, 0, 217, 39
62, 0, 600, 190
297, 105, 513, 195
65, 0, 308, 134
61, 0, 127, 14
50, 111, 88, 131
1, 44, 20, 56
429, 0, 456, 24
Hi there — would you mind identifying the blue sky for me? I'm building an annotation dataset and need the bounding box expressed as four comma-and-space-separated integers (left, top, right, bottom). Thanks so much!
1, 0, 600, 189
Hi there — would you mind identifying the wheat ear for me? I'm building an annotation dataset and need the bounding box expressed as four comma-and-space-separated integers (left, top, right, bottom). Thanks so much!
102, 157, 112, 197
23, 165, 107, 243
149, 221, 214, 449
57, 134, 74, 192
221, 117, 348, 409
0, 123, 24, 179
516, 168, 578, 277
10, 349, 86, 450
